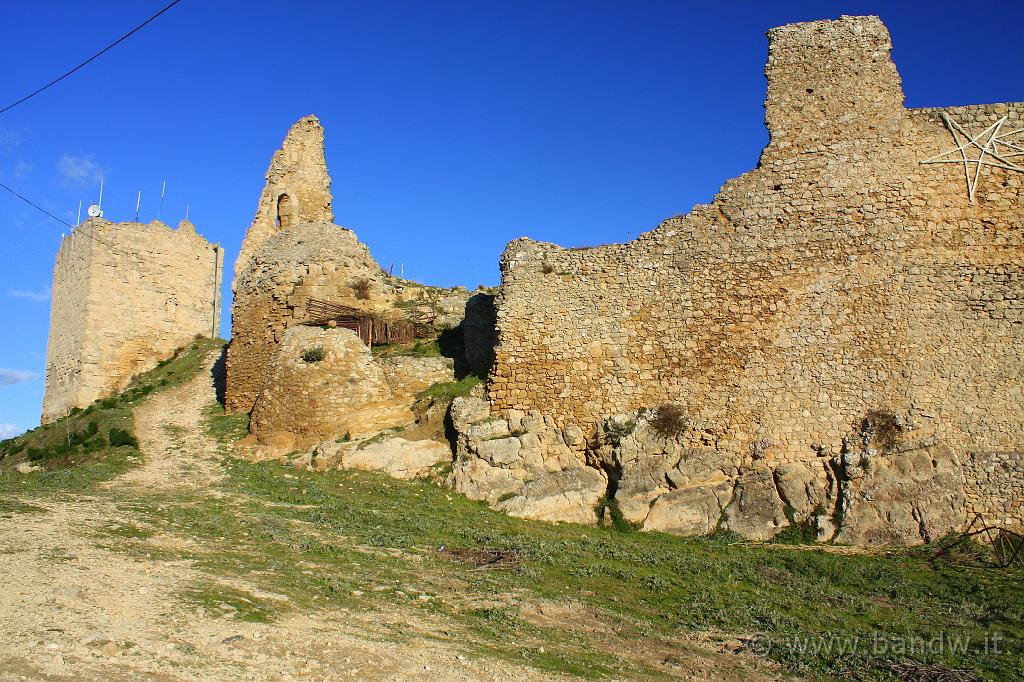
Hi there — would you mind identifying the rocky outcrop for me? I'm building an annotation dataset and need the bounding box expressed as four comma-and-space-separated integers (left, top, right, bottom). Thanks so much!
300, 436, 450, 480
449, 398, 606, 523
449, 402, 970, 545
227, 221, 395, 413
249, 326, 411, 450
835, 440, 966, 546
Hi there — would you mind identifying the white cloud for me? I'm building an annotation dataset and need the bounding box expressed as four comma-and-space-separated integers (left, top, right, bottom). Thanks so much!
7, 286, 50, 302
0, 423, 23, 439
0, 369, 38, 386
0, 127, 24, 154
57, 154, 103, 186
13, 160, 31, 180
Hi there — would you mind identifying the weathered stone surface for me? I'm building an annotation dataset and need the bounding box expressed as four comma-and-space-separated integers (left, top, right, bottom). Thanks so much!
341, 437, 450, 480
450, 397, 490, 432
726, 467, 789, 541
227, 222, 390, 413
495, 468, 607, 525
476, 437, 521, 466
234, 115, 333, 286
773, 462, 831, 522
836, 443, 966, 546
644, 482, 733, 536
452, 457, 527, 504
249, 326, 408, 448
42, 218, 221, 422
381, 356, 454, 396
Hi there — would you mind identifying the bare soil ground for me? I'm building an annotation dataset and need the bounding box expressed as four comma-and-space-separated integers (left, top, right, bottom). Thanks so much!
0, 356, 556, 681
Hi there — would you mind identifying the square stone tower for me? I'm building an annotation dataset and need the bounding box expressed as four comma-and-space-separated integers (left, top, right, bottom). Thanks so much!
41, 218, 222, 423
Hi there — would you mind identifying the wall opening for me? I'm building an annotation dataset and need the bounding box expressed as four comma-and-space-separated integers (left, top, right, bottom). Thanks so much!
276, 193, 296, 229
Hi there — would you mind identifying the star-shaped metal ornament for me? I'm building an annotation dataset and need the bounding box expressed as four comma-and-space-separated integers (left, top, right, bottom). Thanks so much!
920, 113, 1024, 202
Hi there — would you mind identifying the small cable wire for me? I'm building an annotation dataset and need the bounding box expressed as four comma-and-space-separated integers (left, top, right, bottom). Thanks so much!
0, 180, 167, 265
0, 0, 184, 116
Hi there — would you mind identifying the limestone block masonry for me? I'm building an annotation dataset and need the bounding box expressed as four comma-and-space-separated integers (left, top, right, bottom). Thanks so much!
42, 218, 222, 423
486, 16, 1023, 529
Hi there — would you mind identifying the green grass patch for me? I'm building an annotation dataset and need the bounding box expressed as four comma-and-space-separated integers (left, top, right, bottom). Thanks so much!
117, 438, 1022, 680
180, 583, 282, 623
373, 337, 443, 359
204, 402, 251, 447
416, 375, 481, 401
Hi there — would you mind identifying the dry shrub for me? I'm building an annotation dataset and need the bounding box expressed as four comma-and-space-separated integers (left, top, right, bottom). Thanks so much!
352, 278, 372, 300
650, 403, 688, 440
862, 409, 902, 451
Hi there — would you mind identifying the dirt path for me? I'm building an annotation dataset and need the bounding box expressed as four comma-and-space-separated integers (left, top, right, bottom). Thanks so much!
0, 352, 552, 681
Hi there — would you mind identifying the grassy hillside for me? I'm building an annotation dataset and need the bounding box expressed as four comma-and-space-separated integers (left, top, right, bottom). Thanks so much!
84, 411, 1011, 680
0, 337, 224, 493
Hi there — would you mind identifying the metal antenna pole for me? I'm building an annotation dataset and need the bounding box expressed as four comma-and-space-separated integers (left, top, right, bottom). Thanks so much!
211, 245, 219, 338
76, 200, 82, 226
185, 203, 189, 221
98, 178, 104, 211
157, 180, 166, 220
135, 191, 141, 221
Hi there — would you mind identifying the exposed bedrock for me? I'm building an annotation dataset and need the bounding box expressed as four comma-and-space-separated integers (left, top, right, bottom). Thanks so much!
450, 403, 969, 545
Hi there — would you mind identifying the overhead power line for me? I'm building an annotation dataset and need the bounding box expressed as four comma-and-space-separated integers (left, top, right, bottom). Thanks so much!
0, 0, 184, 116
0, 181, 164, 265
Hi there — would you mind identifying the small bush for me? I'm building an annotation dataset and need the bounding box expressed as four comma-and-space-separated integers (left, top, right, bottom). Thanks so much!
541, 263, 555, 274
86, 421, 99, 436
649, 403, 688, 440
302, 347, 326, 363
108, 428, 138, 448
352, 278, 372, 300
773, 520, 819, 544
604, 418, 637, 446
26, 447, 47, 462
861, 409, 902, 451
595, 495, 636, 532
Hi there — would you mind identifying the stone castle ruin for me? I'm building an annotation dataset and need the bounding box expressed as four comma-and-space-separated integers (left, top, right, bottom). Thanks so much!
226, 116, 493, 455
40, 16, 1021, 547
42, 218, 222, 422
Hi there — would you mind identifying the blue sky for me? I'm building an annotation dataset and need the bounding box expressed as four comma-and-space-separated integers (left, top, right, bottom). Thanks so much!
1, 1, 1021, 435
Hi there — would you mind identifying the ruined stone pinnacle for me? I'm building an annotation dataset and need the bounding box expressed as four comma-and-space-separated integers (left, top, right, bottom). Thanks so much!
233, 114, 334, 288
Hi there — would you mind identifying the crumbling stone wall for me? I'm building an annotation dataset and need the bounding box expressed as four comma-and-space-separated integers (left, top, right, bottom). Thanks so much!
42, 218, 221, 422
233, 115, 333, 286
226, 221, 396, 413
486, 16, 1023, 531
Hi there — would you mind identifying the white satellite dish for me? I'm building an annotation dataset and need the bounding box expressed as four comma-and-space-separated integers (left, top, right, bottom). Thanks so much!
87, 204, 103, 218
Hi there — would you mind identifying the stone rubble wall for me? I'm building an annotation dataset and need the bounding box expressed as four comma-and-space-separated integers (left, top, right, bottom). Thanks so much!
42, 218, 221, 422
485, 15, 1023, 534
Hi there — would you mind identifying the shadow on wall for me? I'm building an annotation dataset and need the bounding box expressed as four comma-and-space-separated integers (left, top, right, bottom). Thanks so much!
211, 347, 227, 407
445, 292, 497, 380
